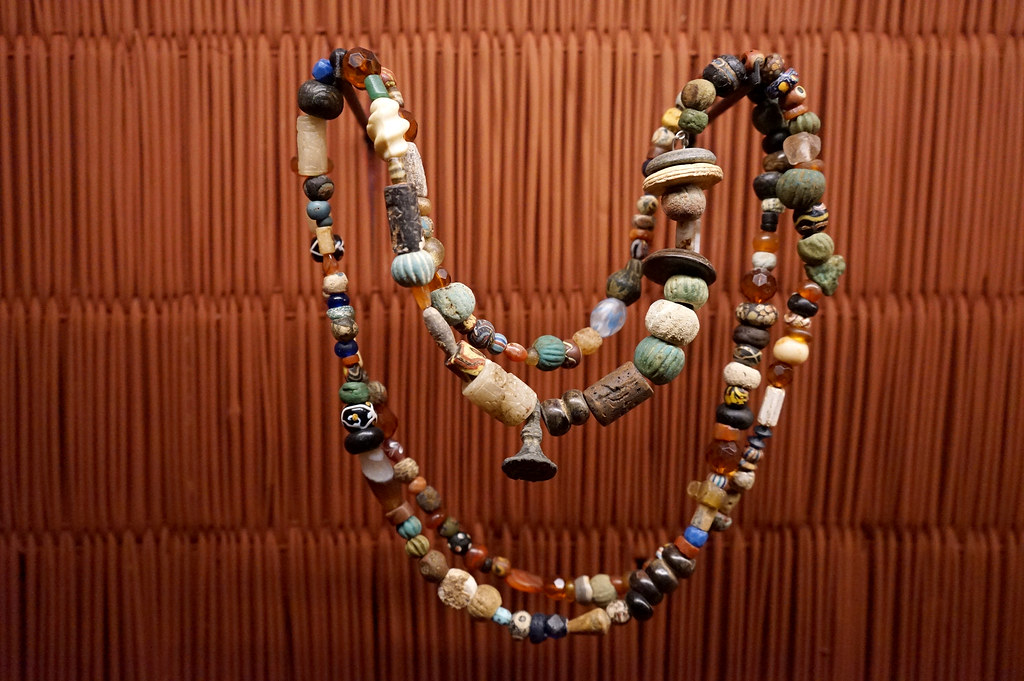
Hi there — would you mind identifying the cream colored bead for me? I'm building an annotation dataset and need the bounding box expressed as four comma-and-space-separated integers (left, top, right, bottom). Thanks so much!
784, 312, 811, 329
572, 327, 603, 355
461, 360, 537, 426
322, 272, 348, 295
761, 197, 784, 213
467, 584, 502, 620
723, 361, 761, 390
752, 251, 777, 270
574, 575, 594, 604
295, 114, 328, 176
437, 568, 477, 609
366, 97, 410, 160
402, 142, 429, 197
605, 600, 630, 624
774, 336, 810, 365
642, 162, 723, 195
758, 385, 786, 427
567, 608, 612, 635
393, 457, 419, 483
644, 299, 700, 346
315, 226, 335, 255
690, 503, 717, 530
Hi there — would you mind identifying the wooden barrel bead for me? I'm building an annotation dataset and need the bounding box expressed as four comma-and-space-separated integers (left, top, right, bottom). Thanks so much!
797, 232, 835, 265
776, 168, 826, 210
645, 299, 700, 346
634, 336, 686, 385
295, 115, 328, 176
461, 360, 537, 426
430, 283, 476, 325
583, 362, 655, 426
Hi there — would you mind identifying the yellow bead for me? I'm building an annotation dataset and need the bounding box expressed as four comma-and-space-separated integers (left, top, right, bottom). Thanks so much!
661, 107, 683, 132
572, 327, 603, 355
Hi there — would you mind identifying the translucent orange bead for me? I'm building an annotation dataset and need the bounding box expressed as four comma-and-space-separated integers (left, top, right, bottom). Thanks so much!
342, 47, 381, 89
797, 281, 823, 303
426, 511, 446, 529
464, 545, 489, 570
795, 158, 825, 172
563, 582, 576, 602
412, 286, 432, 310
399, 108, 418, 141
341, 353, 360, 367
507, 568, 545, 594
767, 361, 794, 388
753, 232, 780, 253
610, 575, 628, 596
408, 476, 427, 494
787, 327, 813, 343
375, 406, 399, 438
490, 556, 512, 578
712, 422, 740, 441
427, 268, 452, 292
740, 268, 778, 303
504, 343, 527, 361
543, 578, 568, 601
705, 439, 742, 474
629, 228, 653, 241
321, 257, 344, 276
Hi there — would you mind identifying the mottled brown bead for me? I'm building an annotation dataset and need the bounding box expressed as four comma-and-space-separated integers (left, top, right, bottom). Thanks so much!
419, 550, 449, 582
660, 185, 706, 221
583, 363, 655, 426
762, 150, 791, 172
562, 389, 591, 425
415, 486, 441, 513
540, 398, 571, 436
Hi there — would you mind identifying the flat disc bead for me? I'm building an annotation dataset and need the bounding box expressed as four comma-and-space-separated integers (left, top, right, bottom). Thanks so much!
645, 299, 700, 345
642, 248, 717, 285
643, 147, 718, 176
663, 274, 709, 309
642, 162, 723, 194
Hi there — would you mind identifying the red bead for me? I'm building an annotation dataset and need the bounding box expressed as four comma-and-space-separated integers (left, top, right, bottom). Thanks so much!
504, 343, 527, 361
465, 545, 489, 570
381, 438, 404, 463
506, 568, 545, 594
426, 511, 446, 529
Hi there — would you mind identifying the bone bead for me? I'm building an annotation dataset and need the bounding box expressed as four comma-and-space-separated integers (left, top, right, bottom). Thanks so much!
437, 569, 477, 609
366, 97, 410, 160
645, 299, 700, 346
583, 362, 655, 426
723, 361, 762, 390
773, 336, 810, 365
567, 608, 612, 635
401, 142, 429, 197
461, 360, 537, 426
758, 386, 786, 428
296, 115, 328, 176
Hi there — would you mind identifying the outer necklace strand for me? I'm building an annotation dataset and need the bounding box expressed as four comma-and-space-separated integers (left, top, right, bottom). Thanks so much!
293, 48, 844, 641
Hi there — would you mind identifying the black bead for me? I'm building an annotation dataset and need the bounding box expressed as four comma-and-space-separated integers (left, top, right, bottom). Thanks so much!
747, 84, 768, 104
746, 436, 767, 451
733, 344, 762, 368
303, 175, 335, 201
447, 531, 472, 555
628, 569, 663, 605
661, 544, 697, 579
625, 590, 655, 621
529, 613, 547, 643
343, 426, 384, 454
754, 425, 773, 439
716, 403, 755, 430
751, 102, 785, 134
788, 292, 819, 317
733, 324, 770, 349
310, 235, 344, 262
645, 558, 680, 593
544, 614, 568, 639
760, 211, 779, 232
480, 557, 493, 573
329, 48, 348, 81
702, 54, 745, 96
761, 130, 789, 154
752, 172, 780, 199
383, 183, 422, 255
540, 398, 571, 436
297, 79, 344, 120
711, 513, 733, 532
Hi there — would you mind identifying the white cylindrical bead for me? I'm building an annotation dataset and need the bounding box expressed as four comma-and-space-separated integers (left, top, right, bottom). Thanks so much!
461, 360, 537, 426
758, 385, 786, 427
645, 299, 700, 346
723, 361, 761, 390
296, 114, 328, 175
366, 97, 410, 160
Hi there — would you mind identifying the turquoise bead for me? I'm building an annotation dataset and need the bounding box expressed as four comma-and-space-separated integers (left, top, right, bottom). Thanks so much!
590, 297, 627, 337
430, 283, 476, 325
532, 335, 566, 371
633, 335, 686, 384
397, 516, 422, 540
492, 607, 512, 626
391, 251, 435, 287
306, 200, 331, 221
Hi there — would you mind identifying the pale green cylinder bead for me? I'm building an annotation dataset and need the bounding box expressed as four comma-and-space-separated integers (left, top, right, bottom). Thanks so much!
663, 275, 709, 310
634, 335, 686, 385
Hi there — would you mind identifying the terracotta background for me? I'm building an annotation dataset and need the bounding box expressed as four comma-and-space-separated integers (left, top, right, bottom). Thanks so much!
2, 1, 1023, 679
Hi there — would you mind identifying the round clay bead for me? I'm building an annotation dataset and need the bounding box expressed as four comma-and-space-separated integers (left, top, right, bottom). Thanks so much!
716, 403, 755, 429
660, 185, 706, 221
562, 389, 591, 425
419, 550, 449, 582
628, 569, 663, 605
303, 175, 335, 201
415, 486, 441, 512
634, 336, 686, 385
297, 79, 344, 119
645, 558, 679, 593
661, 543, 697, 578
338, 381, 370, 405
467, 584, 502, 620
437, 569, 477, 609
663, 274, 710, 309
776, 168, 826, 210
322, 272, 348, 295
733, 324, 771, 348
797, 232, 835, 266
645, 299, 700, 346
429, 283, 477, 326
774, 336, 810, 365
677, 108, 709, 135
589, 574, 617, 607
679, 78, 717, 110
624, 591, 655, 621
509, 611, 532, 640
723, 361, 762, 390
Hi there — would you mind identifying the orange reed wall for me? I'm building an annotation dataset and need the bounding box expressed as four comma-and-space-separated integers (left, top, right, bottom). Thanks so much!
2, 1, 1023, 679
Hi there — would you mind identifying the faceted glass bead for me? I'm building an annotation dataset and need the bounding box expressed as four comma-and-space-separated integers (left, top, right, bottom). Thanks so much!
590, 297, 628, 337
543, 578, 568, 601
753, 233, 780, 252
705, 439, 742, 474
740, 268, 778, 303
783, 131, 821, 165
465, 545, 489, 570
399, 108, 418, 141
797, 281, 823, 302
767, 361, 794, 388
341, 48, 381, 89
507, 569, 545, 593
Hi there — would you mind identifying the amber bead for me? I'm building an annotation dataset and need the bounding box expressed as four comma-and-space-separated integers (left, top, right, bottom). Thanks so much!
506, 568, 545, 594
767, 361, 794, 388
629, 228, 653, 241
465, 545, 489, 570
797, 281, 823, 303
610, 574, 628, 596
740, 268, 778, 303
543, 578, 568, 601
795, 158, 826, 172
426, 511, 446, 529
705, 439, 742, 474
563, 582, 576, 602
412, 286, 432, 310
341, 47, 381, 89
375, 405, 398, 438
399, 108, 418, 141
408, 476, 427, 494
504, 343, 527, 361
491, 556, 512, 578
712, 422, 740, 441
787, 327, 813, 343
753, 232, 780, 253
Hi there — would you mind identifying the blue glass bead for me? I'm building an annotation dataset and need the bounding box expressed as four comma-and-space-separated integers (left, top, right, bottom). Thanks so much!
325, 293, 350, 308
529, 613, 547, 644
334, 340, 359, 358
488, 332, 508, 355
306, 201, 331, 221
589, 297, 627, 337
312, 58, 334, 83
492, 607, 512, 626
397, 516, 422, 540
317, 216, 334, 228
544, 614, 568, 639
684, 525, 709, 548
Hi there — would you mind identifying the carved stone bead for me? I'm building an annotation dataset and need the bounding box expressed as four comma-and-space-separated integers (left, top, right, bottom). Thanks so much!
540, 398, 571, 436
567, 608, 612, 635
583, 363, 655, 426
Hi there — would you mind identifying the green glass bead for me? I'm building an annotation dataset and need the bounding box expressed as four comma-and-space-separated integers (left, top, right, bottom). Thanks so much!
776, 168, 825, 210
789, 111, 822, 134
532, 335, 567, 371
663, 275, 709, 310
633, 335, 686, 385
339, 381, 370, 404
364, 74, 389, 100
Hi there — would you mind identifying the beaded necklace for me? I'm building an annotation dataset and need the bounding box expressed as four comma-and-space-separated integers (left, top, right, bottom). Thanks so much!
293, 47, 845, 642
